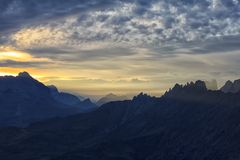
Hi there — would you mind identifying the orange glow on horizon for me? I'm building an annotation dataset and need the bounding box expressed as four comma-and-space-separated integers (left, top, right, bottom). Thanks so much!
0, 47, 50, 62
0, 51, 31, 61
0, 47, 53, 80
0, 67, 40, 77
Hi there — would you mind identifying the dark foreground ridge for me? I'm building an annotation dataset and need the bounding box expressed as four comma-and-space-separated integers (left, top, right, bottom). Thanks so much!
0, 79, 240, 160
0, 72, 97, 127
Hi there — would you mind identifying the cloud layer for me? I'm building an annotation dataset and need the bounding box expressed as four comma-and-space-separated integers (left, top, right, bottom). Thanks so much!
1, 0, 239, 54
0, 0, 240, 95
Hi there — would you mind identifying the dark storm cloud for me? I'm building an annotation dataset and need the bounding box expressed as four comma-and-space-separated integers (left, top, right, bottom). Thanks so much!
0, 0, 117, 32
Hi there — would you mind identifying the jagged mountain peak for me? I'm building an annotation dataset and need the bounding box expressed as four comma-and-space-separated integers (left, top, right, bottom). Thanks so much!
133, 92, 151, 99
132, 92, 156, 105
221, 79, 240, 93
233, 79, 240, 84
193, 80, 207, 89
17, 71, 32, 78
226, 80, 233, 85
172, 83, 183, 90
170, 80, 207, 92
164, 80, 208, 100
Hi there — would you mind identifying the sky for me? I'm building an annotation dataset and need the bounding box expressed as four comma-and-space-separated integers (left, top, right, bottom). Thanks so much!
0, 0, 240, 98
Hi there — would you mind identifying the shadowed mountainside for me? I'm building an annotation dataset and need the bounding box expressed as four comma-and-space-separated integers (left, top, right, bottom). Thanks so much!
1, 80, 240, 160
0, 72, 97, 127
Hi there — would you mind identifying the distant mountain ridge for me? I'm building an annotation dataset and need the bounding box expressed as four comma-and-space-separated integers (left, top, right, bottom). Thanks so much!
96, 93, 129, 106
48, 85, 95, 110
0, 72, 97, 127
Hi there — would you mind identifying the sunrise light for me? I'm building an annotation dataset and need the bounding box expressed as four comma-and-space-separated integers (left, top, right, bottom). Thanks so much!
0, 51, 31, 61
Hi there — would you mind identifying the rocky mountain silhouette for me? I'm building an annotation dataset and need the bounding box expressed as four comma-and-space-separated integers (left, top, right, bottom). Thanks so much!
0, 72, 97, 127
221, 79, 240, 93
1, 80, 240, 159
48, 85, 96, 110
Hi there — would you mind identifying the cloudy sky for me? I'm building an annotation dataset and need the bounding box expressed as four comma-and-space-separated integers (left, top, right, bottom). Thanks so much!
0, 0, 239, 97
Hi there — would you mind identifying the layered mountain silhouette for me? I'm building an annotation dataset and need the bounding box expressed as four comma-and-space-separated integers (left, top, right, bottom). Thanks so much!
48, 85, 96, 110
96, 93, 129, 106
1, 80, 240, 159
0, 72, 97, 127
221, 79, 240, 93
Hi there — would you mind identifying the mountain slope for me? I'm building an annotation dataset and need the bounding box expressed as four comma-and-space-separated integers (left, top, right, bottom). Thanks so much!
48, 85, 97, 111
0, 72, 96, 127
1, 81, 240, 159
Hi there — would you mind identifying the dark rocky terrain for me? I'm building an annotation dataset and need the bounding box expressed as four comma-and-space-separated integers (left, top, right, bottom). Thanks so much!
1, 80, 240, 160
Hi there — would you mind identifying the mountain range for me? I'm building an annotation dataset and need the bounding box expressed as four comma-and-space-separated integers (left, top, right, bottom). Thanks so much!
0, 72, 97, 127
0, 76, 240, 159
